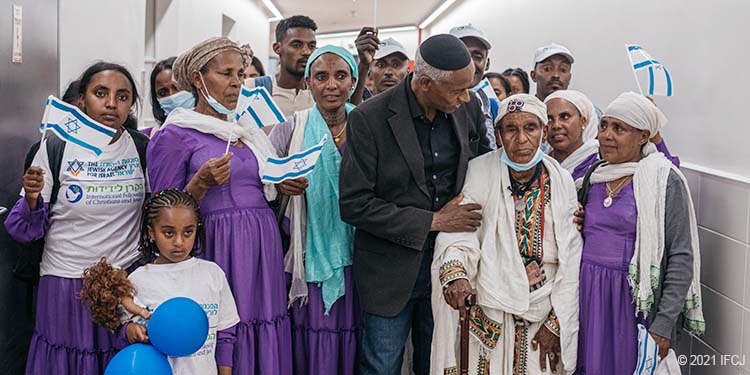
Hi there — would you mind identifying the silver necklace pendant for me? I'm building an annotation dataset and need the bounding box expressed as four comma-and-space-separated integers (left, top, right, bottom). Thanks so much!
603, 196, 613, 208
515, 198, 525, 212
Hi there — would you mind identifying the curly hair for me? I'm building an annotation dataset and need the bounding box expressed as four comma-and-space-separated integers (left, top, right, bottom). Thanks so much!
138, 189, 204, 264
79, 258, 135, 332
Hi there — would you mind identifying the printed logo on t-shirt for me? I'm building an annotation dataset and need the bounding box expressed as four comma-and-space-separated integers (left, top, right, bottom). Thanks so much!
64, 157, 146, 206
66, 159, 85, 177
186, 303, 220, 358
65, 184, 83, 204
84, 157, 140, 179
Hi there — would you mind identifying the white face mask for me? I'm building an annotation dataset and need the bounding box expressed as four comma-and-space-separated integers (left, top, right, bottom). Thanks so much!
158, 91, 196, 115
199, 73, 234, 116
499, 123, 545, 171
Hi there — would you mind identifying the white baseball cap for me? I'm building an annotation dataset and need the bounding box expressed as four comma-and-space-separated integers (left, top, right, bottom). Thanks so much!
533, 43, 575, 65
373, 38, 409, 60
449, 24, 491, 50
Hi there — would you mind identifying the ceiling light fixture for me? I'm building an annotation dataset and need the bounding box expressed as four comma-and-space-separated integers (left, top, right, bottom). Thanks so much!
262, 0, 284, 22
317, 25, 418, 39
418, 0, 457, 29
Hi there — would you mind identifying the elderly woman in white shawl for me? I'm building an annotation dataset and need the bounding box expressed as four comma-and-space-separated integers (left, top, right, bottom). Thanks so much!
575, 92, 703, 375
432, 94, 583, 375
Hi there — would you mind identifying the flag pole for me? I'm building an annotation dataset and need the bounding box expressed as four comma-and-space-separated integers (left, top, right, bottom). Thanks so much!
224, 115, 235, 155
373, 0, 378, 27
39, 95, 53, 144
625, 44, 644, 95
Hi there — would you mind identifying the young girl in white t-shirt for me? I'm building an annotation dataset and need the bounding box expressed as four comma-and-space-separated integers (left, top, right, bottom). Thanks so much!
81, 189, 239, 375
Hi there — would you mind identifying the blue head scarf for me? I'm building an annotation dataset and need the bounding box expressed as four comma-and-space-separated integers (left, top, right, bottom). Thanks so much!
304, 45, 359, 98
301, 45, 357, 314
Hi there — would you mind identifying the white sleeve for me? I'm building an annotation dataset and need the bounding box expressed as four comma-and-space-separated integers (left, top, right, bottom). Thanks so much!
216, 269, 240, 330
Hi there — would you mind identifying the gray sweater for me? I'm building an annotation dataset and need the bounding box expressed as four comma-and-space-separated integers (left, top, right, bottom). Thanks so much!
647, 170, 695, 341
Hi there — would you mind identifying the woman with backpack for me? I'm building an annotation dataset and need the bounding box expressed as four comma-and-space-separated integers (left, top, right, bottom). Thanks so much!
4, 62, 148, 374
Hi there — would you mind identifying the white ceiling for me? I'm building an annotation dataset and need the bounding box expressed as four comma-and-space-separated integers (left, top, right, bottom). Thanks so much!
270, 0, 446, 33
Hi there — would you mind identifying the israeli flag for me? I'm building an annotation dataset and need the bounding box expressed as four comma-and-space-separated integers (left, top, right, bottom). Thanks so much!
261, 135, 328, 183
472, 78, 501, 120
472, 78, 498, 101
235, 86, 286, 128
38, 95, 117, 156
634, 324, 659, 375
626, 44, 673, 97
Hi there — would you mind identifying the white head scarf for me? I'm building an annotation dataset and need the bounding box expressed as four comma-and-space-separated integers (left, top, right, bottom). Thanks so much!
603, 92, 667, 155
544, 90, 598, 142
495, 93, 548, 127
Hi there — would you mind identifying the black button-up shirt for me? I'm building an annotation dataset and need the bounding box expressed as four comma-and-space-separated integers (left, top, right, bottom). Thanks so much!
405, 75, 460, 212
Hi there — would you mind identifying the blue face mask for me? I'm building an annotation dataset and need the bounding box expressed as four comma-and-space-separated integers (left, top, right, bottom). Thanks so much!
158, 90, 196, 115
500, 147, 545, 172
199, 73, 234, 116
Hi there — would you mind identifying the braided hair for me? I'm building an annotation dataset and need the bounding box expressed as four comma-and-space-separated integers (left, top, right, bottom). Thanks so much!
138, 189, 204, 263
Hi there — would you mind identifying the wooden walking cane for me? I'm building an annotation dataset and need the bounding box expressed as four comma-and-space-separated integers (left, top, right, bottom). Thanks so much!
460, 293, 477, 375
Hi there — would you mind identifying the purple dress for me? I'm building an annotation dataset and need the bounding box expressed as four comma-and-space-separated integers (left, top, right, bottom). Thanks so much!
576, 182, 645, 374
270, 121, 361, 375
148, 125, 292, 374
290, 142, 361, 375
5, 197, 142, 374
30, 273, 120, 374
290, 267, 361, 375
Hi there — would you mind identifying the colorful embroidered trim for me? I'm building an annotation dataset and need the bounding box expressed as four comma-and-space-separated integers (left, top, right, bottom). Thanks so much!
544, 309, 561, 338
468, 305, 503, 350
514, 175, 551, 292
513, 317, 530, 375
439, 259, 468, 286
477, 354, 490, 375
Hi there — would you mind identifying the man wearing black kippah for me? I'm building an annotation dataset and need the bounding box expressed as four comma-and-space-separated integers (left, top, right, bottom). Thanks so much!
340, 34, 492, 375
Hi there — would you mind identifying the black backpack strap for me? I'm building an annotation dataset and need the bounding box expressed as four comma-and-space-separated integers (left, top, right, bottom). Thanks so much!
125, 127, 149, 175
23, 141, 41, 172
577, 159, 608, 206
45, 136, 67, 206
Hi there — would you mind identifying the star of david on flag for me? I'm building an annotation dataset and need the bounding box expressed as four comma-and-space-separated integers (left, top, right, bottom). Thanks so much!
64, 118, 80, 134
261, 135, 328, 183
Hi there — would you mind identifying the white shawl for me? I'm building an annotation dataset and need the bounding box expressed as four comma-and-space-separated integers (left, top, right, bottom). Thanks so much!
574, 151, 705, 334
431, 152, 583, 374
552, 139, 599, 174
156, 107, 278, 201
281, 109, 311, 307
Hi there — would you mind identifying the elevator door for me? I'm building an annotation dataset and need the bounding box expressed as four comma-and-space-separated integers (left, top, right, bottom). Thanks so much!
0, 1, 59, 373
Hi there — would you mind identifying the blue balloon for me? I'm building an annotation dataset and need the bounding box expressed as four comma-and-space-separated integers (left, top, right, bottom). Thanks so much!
105, 343, 172, 375
148, 297, 209, 357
